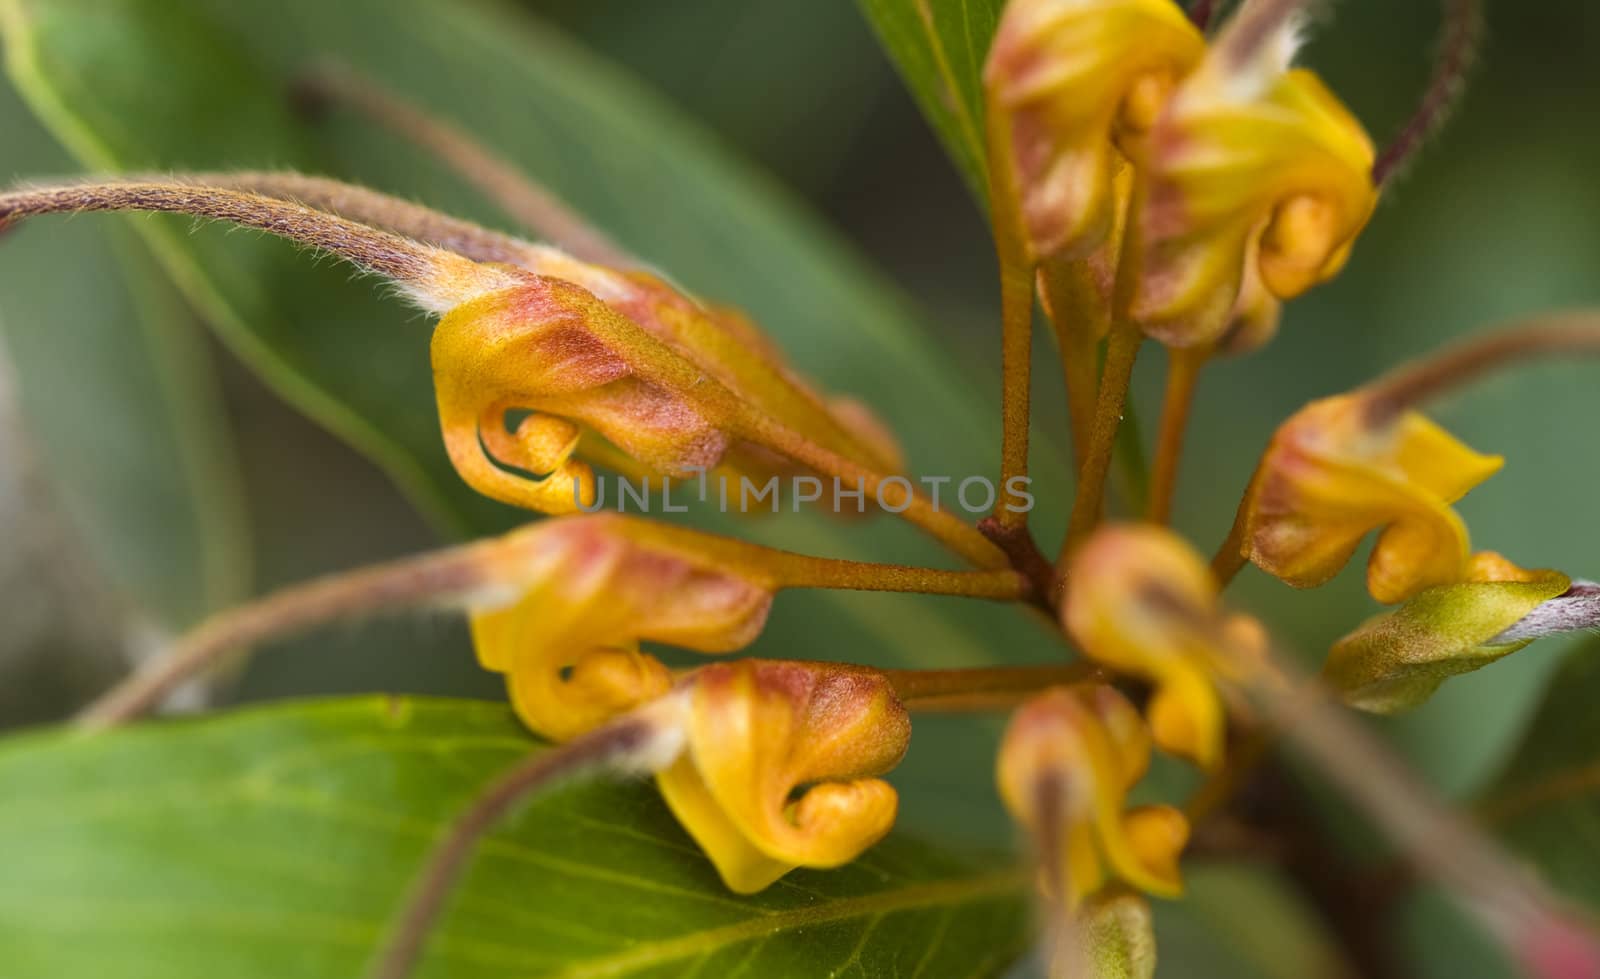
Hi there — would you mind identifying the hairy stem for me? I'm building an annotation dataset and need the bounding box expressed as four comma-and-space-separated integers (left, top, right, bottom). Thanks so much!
1361, 311, 1600, 424
76, 543, 502, 729
0, 180, 522, 310
366, 707, 684, 979
185, 170, 545, 268
986, 105, 1037, 530
299, 63, 630, 267
1147, 346, 1208, 524
1371, 0, 1482, 184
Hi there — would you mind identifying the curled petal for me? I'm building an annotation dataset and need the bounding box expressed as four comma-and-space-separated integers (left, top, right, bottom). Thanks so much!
1327, 553, 1572, 713
656, 660, 911, 893
1243, 395, 1503, 603
1132, 19, 1377, 346
998, 685, 1189, 908
522, 247, 904, 475
985, 0, 1204, 260
1065, 524, 1255, 769
468, 515, 775, 741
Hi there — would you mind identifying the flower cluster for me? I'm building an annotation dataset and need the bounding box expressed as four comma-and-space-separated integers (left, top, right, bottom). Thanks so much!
19, 0, 1598, 975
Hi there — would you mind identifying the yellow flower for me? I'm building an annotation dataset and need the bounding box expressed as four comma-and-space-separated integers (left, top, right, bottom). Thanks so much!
1326, 553, 1572, 713
1064, 524, 1265, 769
985, 0, 1204, 261
1130, 15, 1377, 347
998, 685, 1188, 908
655, 659, 911, 893
1242, 394, 1504, 604
469, 515, 775, 741
432, 251, 901, 515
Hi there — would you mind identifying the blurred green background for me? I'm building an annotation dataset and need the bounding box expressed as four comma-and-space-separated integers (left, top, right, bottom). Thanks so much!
1, 0, 1597, 976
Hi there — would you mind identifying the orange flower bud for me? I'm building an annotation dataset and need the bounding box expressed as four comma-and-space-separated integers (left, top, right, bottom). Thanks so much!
655, 659, 911, 893
998, 685, 1188, 908
1130, 17, 1377, 347
1326, 553, 1572, 713
1242, 394, 1504, 604
985, 0, 1204, 261
468, 515, 775, 741
1064, 524, 1264, 769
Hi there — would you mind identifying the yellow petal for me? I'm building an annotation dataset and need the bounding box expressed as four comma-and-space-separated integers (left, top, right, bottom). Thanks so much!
468, 516, 774, 741
1063, 523, 1234, 770
1244, 395, 1501, 603
985, 0, 1203, 260
998, 685, 1190, 909
1131, 18, 1376, 346
657, 660, 910, 893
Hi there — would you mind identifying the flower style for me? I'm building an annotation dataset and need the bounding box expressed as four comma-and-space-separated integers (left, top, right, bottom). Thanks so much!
985, 0, 1204, 262
1065, 524, 1265, 770
998, 685, 1189, 908
1240, 393, 1504, 604
468, 515, 776, 741
655, 659, 912, 893
1130, 11, 1378, 347
1326, 552, 1572, 713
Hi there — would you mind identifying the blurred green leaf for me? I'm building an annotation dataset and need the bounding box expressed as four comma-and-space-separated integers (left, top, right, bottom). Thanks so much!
1475, 637, 1600, 911
0, 79, 249, 631
0, 696, 1032, 978
854, 0, 1001, 199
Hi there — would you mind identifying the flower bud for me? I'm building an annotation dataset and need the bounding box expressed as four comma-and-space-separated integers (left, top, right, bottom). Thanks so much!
1242, 394, 1503, 604
1130, 17, 1376, 347
655, 659, 911, 893
468, 515, 775, 741
998, 685, 1188, 909
985, 0, 1204, 261
1055, 893, 1158, 979
1326, 553, 1572, 713
1065, 524, 1265, 769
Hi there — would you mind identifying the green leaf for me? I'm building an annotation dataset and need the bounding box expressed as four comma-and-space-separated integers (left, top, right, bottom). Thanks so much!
0, 696, 1032, 978
854, 0, 1002, 199
1475, 637, 1600, 911
0, 78, 249, 631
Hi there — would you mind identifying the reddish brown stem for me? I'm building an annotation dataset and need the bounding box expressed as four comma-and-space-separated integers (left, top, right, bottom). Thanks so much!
1372, 0, 1482, 184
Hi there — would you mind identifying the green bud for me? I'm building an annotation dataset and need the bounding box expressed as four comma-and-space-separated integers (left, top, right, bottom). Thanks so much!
1053, 893, 1158, 979
1325, 562, 1571, 713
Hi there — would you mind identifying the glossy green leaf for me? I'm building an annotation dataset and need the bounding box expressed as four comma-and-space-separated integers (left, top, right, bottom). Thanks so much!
855, 0, 1002, 199
1475, 637, 1600, 911
0, 78, 249, 632
0, 696, 1032, 978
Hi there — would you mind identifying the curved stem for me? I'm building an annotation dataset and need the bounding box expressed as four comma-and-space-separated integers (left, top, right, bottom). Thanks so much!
299, 63, 630, 267
1147, 346, 1209, 524
1361, 311, 1600, 424
186, 170, 546, 268
76, 542, 504, 729
0, 180, 522, 310
1210, 489, 1252, 588
366, 707, 683, 979
1372, 0, 1482, 184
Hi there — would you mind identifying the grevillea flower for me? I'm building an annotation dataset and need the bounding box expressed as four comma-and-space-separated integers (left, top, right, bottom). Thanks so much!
1130, 12, 1378, 347
1241, 393, 1504, 604
1326, 552, 1572, 713
655, 659, 911, 893
998, 685, 1189, 908
468, 515, 775, 741
1065, 524, 1265, 770
432, 262, 902, 515
985, 0, 1204, 262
